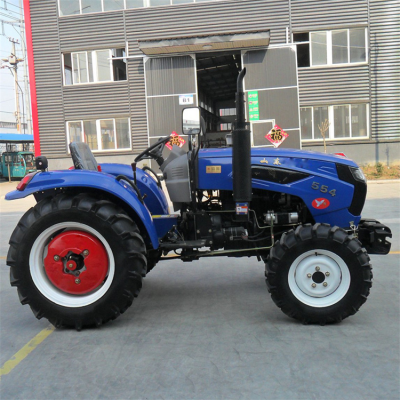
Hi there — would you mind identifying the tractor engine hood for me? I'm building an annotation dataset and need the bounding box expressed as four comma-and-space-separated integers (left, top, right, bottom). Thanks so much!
198, 147, 358, 168
197, 147, 361, 194
197, 146, 367, 228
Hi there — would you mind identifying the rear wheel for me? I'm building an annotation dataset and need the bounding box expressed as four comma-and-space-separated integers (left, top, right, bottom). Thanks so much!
146, 249, 162, 273
266, 224, 372, 324
7, 194, 147, 330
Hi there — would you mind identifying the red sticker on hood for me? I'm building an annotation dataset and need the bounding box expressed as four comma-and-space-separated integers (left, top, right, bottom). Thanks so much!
312, 198, 330, 209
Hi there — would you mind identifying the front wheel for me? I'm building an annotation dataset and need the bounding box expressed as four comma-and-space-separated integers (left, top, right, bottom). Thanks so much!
7, 194, 147, 330
266, 224, 372, 324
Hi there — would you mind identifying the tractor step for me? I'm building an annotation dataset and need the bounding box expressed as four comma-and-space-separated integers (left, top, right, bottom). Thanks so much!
160, 239, 208, 250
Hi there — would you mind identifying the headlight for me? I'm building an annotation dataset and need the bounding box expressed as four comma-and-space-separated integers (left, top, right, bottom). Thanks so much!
350, 167, 366, 182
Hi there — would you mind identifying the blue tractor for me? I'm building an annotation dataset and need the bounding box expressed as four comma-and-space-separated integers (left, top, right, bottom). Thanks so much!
6, 70, 391, 329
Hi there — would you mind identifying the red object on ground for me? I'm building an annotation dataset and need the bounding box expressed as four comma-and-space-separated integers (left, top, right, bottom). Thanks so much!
44, 230, 109, 295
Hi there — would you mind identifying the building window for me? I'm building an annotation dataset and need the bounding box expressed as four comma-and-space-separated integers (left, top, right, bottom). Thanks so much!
104, 0, 125, 10
63, 48, 126, 86
67, 117, 131, 152
219, 108, 236, 116
350, 28, 367, 63
126, 0, 145, 8
332, 30, 348, 64
219, 123, 232, 131
59, 0, 81, 16
300, 107, 312, 139
333, 105, 350, 138
81, 0, 102, 13
311, 32, 327, 66
294, 28, 367, 68
59, 0, 217, 15
300, 104, 368, 141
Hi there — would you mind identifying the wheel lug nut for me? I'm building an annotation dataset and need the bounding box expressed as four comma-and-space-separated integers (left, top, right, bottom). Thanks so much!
82, 250, 89, 256
323, 282, 328, 287
315, 266, 320, 272
325, 272, 330, 277
75, 279, 81, 284
311, 283, 316, 288
307, 273, 312, 278
53, 255, 60, 261
68, 263, 73, 268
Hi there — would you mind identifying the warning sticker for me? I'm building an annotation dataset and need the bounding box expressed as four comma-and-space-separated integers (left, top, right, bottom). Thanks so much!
166, 131, 186, 150
236, 202, 249, 215
265, 125, 289, 148
206, 166, 222, 173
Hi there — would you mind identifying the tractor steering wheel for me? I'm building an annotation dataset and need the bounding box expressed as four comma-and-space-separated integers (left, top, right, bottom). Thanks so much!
134, 135, 172, 165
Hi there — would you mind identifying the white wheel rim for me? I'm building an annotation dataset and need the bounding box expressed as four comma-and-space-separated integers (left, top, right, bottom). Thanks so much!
30, 222, 115, 308
288, 249, 351, 308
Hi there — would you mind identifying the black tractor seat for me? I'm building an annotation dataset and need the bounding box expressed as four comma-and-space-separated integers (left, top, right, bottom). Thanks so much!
69, 142, 99, 171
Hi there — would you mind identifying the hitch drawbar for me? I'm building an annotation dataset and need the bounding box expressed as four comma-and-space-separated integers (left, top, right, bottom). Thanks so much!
358, 219, 392, 255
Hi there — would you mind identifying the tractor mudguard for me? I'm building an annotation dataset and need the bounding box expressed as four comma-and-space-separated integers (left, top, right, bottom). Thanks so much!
100, 163, 169, 215
5, 169, 160, 249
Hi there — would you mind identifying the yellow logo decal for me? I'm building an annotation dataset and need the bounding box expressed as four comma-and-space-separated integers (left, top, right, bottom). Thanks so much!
273, 158, 281, 165
260, 158, 269, 164
206, 166, 222, 173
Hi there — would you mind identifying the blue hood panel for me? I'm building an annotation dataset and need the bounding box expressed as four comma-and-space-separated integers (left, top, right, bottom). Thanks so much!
199, 147, 358, 167
197, 147, 362, 228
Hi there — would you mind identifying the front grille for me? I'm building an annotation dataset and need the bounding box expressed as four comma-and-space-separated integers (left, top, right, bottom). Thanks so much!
336, 164, 367, 216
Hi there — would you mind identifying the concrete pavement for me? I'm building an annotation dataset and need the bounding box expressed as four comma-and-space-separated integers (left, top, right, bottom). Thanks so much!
0, 179, 399, 400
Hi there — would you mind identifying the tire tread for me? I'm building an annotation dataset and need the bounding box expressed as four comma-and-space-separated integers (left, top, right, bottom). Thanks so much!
7, 193, 146, 330
266, 224, 373, 324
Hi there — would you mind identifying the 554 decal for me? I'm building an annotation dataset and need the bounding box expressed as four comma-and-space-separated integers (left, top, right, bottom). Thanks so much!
311, 182, 336, 197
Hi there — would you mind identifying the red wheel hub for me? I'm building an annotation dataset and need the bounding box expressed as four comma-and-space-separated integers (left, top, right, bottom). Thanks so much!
44, 230, 109, 295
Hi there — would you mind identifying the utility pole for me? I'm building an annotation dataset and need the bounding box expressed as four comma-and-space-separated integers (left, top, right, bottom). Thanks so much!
2, 37, 24, 133
19, 0, 32, 135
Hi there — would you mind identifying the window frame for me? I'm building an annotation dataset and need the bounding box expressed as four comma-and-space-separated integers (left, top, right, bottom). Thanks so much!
67, 120, 85, 143
331, 29, 349, 65
63, 49, 125, 86
97, 118, 116, 150
70, 51, 90, 84
66, 117, 132, 152
295, 28, 368, 69
300, 106, 313, 140
93, 49, 114, 82
300, 103, 369, 142
59, 0, 225, 16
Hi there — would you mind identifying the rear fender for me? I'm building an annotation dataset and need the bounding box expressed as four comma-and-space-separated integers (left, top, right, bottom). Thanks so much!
100, 163, 169, 215
5, 170, 159, 249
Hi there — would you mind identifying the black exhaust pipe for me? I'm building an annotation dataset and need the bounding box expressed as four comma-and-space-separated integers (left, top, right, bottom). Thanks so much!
232, 68, 252, 218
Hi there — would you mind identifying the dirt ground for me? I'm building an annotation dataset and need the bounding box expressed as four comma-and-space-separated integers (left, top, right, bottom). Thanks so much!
361, 163, 400, 180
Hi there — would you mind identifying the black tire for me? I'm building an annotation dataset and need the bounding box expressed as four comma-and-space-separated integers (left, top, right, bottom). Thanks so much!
146, 249, 162, 274
266, 223, 372, 325
7, 194, 147, 330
